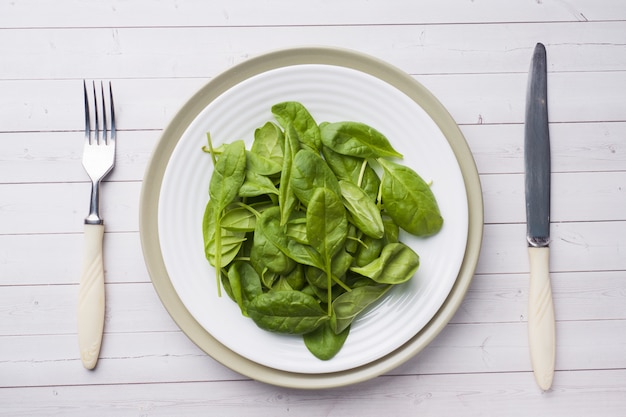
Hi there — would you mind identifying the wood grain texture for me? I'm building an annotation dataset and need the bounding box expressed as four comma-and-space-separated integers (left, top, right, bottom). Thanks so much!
1, 0, 620, 28
1, 1, 625, 414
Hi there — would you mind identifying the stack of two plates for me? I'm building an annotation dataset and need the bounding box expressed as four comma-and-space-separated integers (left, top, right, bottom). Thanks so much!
139, 47, 483, 389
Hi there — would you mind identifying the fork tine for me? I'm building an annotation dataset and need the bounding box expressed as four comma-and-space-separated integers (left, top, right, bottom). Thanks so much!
92, 81, 99, 145
100, 82, 108, 144
83, 80, 90, 143
109, 82, 116, 143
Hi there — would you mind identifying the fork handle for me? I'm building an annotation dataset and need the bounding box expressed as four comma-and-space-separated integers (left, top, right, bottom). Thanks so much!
78, 223, 106, 369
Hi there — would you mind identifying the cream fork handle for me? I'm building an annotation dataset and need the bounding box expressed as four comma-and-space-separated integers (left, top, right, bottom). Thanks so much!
78, 223, 105, 369
528, 246, 556, 390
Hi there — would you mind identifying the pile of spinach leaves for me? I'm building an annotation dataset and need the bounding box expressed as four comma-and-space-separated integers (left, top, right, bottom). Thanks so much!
202, 101, 443, 360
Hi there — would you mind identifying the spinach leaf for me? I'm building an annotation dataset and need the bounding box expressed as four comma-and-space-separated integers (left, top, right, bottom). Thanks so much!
239, 171, 279, 197
255, 206, 324, 269
283, 264, 306, 291
320, 121, 403, 159
278, 124, 300, 225
207, 140, 247, 295
284, 239, 325, 270
248, 290, 329, 334
202, 200, 246, 267
350, 242, 420, 284
304, 250, 353, 290
291, 149, 342, 207
227, 261, 262, 316
322, 146, 380, 200
306, 187, 348, 263
220, 202, 273, 233
304, 321, 350, 360
331, 284, 391, 334
209, 140, 247, 212
247, 122, 284, 175
378, 158, 443, 236
382, 216, 400, 244
353, 235, 384, 267
339, 180, 384, 239
306, 187, 350, 309
272, 101, 321, 152
285, 212, 308, 244
250, 207, 296, 275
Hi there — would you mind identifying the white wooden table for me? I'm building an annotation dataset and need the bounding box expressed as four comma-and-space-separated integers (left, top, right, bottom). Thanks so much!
1, 1, 625, 415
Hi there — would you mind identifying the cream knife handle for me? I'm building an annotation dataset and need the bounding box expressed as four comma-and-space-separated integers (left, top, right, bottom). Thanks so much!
528, 246, 555, 390
78, 223, 105, 369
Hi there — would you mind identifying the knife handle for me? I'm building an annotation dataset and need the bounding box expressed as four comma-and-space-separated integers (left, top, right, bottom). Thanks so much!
528, 246, 556, 390
78, 223, 106, 369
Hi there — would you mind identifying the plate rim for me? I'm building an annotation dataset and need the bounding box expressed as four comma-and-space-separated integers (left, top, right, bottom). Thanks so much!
139, 45, 484, 389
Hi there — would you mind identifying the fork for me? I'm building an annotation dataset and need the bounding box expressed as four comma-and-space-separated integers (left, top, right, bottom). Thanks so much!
78, 80, 116, 369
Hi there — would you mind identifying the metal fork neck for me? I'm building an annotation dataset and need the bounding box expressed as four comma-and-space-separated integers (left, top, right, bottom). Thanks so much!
85, 179, 104, 225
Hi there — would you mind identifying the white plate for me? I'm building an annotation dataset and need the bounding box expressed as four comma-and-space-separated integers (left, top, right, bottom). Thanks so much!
157, 63, 469, 374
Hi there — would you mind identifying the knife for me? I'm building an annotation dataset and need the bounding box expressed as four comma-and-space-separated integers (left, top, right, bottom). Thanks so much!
525, 42, 556, 390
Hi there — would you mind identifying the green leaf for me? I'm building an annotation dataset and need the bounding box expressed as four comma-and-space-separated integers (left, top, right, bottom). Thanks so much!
283, 264, 306, 291
353, 235, 384, 267
304, 321, 350, 360
322, 146, 381, 200
207, 140, 248, 296
239, 171, 279, 197
284, 212, 308, 244
350, 242, 419, 284
227, 261, 263, 316
202, 199, 246, 267
272, 101, 321, 152
247, 122, 284, 175
278, 124, 300, 225
250, 208, 296, 276
290, 148, 342, 207
209, 140, 247, 212
306, 187, 348, 262
331, 284, 391, 334
248, 291, 329, 334
378, 158, 443, 236
320, 121, 403, 159
220, 202, 273, 232
254, 206, 324, 269
304, 250, 353, 290
339, 180, 384, 239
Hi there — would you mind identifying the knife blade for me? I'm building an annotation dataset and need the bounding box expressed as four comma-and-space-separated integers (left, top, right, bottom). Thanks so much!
525, 42, 556, 390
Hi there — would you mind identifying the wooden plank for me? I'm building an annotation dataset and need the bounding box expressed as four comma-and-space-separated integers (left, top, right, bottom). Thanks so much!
1, 169, 624, 235
1, 0, 620, 28
477, 221, 626, 274
1, 220, 624, 287
1, 71, 625, 134
2, 121, 625, 184
0, 283, 178, 336
0, 331, 242, 388
2, 22, 626, 80
2, 270, 625, 337
462, 121, 626, 175
0, 181, 141, 235
1, 320, 624, 388
0, 130, 159, 184
0, 369, 625, 417
480, 171, 626, 225
0, 232, 150, 286
453, 271, 626, 324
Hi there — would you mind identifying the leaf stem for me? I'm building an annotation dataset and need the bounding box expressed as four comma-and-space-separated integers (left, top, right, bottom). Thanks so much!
203, 132, 218, 165
376, 170, 384, 210
236, 201, 263, 218
214, 208, 223, 297
357, 158, 368, 187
